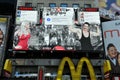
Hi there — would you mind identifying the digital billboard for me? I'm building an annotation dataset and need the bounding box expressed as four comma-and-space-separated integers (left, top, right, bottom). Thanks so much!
13, 7, 103, 53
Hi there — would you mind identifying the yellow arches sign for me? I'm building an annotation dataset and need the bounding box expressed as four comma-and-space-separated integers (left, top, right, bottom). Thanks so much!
56, 57, 96, 80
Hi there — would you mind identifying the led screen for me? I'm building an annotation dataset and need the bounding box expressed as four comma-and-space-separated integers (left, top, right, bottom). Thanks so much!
13, 7, 103, 52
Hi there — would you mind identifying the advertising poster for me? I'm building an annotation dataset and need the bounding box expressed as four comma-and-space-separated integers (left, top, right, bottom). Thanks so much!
0, 16, 10, 65
102, 20, 120, 78
99, 0, 120, 20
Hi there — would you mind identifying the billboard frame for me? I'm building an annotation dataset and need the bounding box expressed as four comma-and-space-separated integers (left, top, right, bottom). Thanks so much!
0, 15, 11, 76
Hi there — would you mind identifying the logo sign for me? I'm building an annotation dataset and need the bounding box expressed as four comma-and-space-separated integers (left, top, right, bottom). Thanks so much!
4, 59, 12, 73
56, 57, 96, 80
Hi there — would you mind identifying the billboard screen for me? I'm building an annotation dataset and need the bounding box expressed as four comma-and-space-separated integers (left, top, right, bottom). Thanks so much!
13, 7, 103, 53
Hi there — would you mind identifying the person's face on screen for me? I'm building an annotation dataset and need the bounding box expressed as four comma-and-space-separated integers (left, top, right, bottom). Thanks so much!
25, 23, 30, 30
83, 23, 89, 32
107, 46, 117, 58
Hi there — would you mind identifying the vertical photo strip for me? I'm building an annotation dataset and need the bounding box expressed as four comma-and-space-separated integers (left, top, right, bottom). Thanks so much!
102, 20, 120, 78
0, 15, 11, 75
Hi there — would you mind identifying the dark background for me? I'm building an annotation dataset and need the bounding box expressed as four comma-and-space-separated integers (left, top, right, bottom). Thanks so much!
0, 0, 17, 58
0, 0, 17, 23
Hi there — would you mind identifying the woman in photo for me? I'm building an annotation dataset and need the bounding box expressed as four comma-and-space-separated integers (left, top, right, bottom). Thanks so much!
14, 21, 31, 50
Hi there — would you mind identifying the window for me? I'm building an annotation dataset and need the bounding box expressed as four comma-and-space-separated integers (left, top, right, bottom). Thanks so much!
84, 4, 91, 8
60, 3, 68, 7
49, 3, 56, 8
37, 3, 44, 8
25, 3, 32, 7
72, 3, 79, 8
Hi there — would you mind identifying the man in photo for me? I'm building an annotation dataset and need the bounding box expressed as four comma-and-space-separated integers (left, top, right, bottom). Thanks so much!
69, 22, 94, 50
105, 43, 120, 79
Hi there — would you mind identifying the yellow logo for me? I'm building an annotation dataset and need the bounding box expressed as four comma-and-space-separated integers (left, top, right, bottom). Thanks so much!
0, 18, 7, 22
56, 57, 96, 80
103, 60, 111, 74
4, 59, 12, 73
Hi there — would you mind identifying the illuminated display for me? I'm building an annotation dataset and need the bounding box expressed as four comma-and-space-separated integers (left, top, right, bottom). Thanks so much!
13, 7, 103, 54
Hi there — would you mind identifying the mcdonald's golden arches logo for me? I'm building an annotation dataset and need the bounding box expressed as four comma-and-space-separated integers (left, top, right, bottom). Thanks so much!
56, 57, 96, 80
4, 59, 12, 73
103, 60, 111, 74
